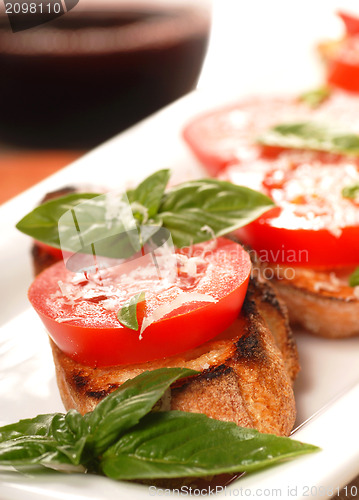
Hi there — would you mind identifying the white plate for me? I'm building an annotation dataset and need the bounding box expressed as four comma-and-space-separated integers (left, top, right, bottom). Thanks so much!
1, 87, 359, 500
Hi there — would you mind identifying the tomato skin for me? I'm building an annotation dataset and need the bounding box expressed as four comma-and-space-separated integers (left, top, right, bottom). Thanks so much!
236, 216, 359, 268
28, 238, 250, 367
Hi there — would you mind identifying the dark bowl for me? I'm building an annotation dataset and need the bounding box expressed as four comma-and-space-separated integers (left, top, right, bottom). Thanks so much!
0, 5, 210, 148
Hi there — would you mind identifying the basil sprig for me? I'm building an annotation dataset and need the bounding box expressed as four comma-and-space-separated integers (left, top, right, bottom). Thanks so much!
16, 170, 274, 253
0, 369, 318, 480
127, 169, 171, 221
258, 121, 359, 156
349, 267, 359, 287
299, 87, 331, 108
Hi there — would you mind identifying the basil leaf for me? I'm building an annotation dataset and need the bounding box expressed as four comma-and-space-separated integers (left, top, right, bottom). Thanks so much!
86, 368, 196, 456
127, 169, 171, 219
258, 121, 359, 156
16, 191, 159, 262
16, 193, 99, 249
0, 411, 89, 467
117, 291, 145, 330
156, 179, 274, 247
101, 411, 319, 480
0, 436, 74, 467
0, 414, 62, 443
16, 174, 273, 253
349, 267, 359, 287
342, 183, 359, 199
49, 411, 90, 465
299, 87, 331, 108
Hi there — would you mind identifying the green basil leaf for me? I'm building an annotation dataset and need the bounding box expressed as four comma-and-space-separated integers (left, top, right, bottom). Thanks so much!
0, 436, 74, 467
349, 267, 359, 287
299, 87, 331, 108
117, 291, 146, 330
127, 169, 171, 219
16, 193, 99, 249
342, 183, 359, 199
101, 411, 319, 480
16, 191, 159, 261
49, 411, 90, 465
0, 414, 61, 443
16, 173, 273, 254
258, 121, 359, 155
0, 411, 89, 467
86, 368, 196, 456
156, 179, 274, 247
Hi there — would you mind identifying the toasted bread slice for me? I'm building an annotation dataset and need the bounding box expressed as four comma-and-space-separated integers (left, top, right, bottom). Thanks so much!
266, 265, 359, 338
50, 276, 299, 437
31, 187, 299, 435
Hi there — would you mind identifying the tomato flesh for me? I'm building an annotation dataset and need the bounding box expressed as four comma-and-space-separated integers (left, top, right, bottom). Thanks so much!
225, 151, 359, 267
29, 238, 251, 367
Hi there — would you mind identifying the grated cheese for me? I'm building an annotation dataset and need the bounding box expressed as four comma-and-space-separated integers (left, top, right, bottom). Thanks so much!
139, 292, 217, 339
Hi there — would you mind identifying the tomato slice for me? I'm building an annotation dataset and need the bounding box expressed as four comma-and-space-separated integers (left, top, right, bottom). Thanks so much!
28, 238, 251, 367
326, 36, 359, 92
183, 93, 359, 175
184, 91, 359, 267
322, 12, 359, 92
184, 91, 359, 175
338, 11, 359, 37
183, 96, 313, 175
224, 151, 359, 267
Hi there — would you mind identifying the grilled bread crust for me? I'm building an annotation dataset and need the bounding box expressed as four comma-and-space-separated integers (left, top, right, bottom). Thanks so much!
267, 265, 359, 338
50, 277, 299, 437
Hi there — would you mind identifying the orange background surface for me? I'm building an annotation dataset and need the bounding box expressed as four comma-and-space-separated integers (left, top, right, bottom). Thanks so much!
0, 151, 84, 204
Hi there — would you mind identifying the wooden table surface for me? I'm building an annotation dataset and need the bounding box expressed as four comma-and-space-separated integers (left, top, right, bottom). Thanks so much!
1, 149, 358, 498
0, 150, 84, 204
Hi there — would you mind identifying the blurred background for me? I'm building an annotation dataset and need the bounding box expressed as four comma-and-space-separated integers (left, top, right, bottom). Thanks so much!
1, 0, 359, 203
0, 0, 211, 201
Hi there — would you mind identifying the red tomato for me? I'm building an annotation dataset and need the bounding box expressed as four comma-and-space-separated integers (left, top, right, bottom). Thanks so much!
28, 238, 251, 367
326, 36, 359, 92
224, 152, 359, 267
184, 91, 359, 174
183, 94, 359, 175
183, 96, 312, 175
323, 12, 359, 92
184, 91, 359, 267
337, 11, 359, 36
